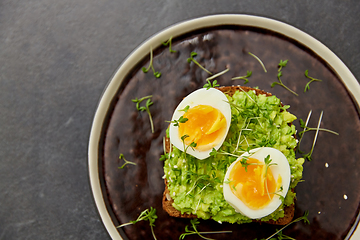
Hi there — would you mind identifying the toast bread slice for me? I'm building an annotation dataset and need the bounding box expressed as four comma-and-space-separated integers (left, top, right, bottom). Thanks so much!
162, 86, 295, 225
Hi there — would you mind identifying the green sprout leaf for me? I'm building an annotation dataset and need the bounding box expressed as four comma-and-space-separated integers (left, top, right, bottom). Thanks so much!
179, 218, 232, 240
278, 59, 288, 70
203, 79, 219, 90
304, 69, 322, 92
297, 110, 339, 160
231, 70, 252, 84
181, 134, 197, 161
179, 105, 190, 113
162, 36, 176, 53
159, 153, 168, 161
187, 52, 213, 75
117, 207, 158, 240
209, 148, 218, 157
264, 155, 277, 179
118, 153, 136, 169
132, 95, 155, 133
166, 115, 188, 127
264, 211, 310, 240
271, 60, 298, 96
240, 157, 251, 172
142, 47, 161, 78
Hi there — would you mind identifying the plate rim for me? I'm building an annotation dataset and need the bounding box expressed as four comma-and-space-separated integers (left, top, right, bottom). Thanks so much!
88, 13, 360, 240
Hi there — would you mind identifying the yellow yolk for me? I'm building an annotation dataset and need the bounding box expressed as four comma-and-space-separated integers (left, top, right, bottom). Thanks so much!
229, 158, 279, 210
178, 105, 227, 151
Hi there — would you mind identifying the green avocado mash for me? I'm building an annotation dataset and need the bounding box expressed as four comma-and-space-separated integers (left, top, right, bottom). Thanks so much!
162, 89, 304, 224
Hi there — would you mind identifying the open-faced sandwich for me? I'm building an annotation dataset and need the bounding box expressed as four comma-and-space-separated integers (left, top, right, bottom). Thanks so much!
162, 86, 304, 225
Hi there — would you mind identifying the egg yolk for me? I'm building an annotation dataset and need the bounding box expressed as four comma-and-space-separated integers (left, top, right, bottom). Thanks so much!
178, 105, 227, 151
229, 158, 281, 210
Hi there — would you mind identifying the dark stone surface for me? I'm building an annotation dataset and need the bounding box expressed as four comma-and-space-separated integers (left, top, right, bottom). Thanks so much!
0, 1, 358, 239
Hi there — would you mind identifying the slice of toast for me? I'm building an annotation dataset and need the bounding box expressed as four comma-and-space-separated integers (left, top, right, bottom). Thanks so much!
162, 86, 295, 225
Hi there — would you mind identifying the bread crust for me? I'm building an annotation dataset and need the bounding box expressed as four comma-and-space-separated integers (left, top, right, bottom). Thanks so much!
162, 85, 295, 225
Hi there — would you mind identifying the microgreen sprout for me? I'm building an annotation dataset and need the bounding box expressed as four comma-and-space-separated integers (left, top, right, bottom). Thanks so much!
179, 105, 190, 113
206, 68, 230, 81
132, 95, 155, 133
118, 153, 136, 169
223, 178, 233, 184
304, 70, 322, 92
142, 47, 161, 78
248, 52, 267, 72
117, 207, 158, 240
240, 157, 257, 172
159, 136, 171, 161
278, 231, 296, 240
302, 111, 323, 161
179, 218, 232, 240
299, 118, 339, 138
298, 110, 339, 160
159, 153, 168, 161
271, 60, 298, 96
187, 52, 213, 75
280, 105, 290, 111
297, 110, 312, 154
278, 59, 287, 72
238, 87, 262, 108
263, 211, 310, 240
209, 148, 218, 157
264, 155, 277, 178
203, 79, 219, 90
186, 175, 210, 196
162, 36, 176, 53
181, 134, 197, 160
231, 70, 252, 84
263, 155, 277, 198
239, 146, 251, 154
210, 147, 241, 159
166, 115, 188, 127
269, 186, 285, 203
226, 100, 244, 113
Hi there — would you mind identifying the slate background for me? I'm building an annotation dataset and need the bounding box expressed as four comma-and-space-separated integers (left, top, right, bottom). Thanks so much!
0, 1, 359, 239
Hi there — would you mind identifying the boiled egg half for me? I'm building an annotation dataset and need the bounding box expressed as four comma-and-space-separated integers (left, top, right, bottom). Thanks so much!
169, 88, 231, 160
223, 147, 291, 219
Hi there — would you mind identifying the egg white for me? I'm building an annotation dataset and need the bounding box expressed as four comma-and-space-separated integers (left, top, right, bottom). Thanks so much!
223, 147, 291, 219
169, 88, 231, 160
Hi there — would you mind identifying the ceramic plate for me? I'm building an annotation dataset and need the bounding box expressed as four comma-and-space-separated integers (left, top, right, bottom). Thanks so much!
88, 14, 360, 240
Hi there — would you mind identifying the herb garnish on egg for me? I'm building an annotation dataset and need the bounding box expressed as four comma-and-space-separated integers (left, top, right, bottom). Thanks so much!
223, 147, 291, 219
168, 88, 231, 160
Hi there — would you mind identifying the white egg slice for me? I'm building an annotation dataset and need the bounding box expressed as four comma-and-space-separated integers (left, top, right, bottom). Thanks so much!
223, 147, 291, 219
169, 88, 231, 160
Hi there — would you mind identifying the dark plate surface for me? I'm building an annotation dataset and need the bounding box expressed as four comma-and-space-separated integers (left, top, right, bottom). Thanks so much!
99, 25, 360, 239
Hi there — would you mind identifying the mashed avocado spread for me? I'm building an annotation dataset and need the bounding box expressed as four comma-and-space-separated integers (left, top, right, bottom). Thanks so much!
162, 90, 304, 224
